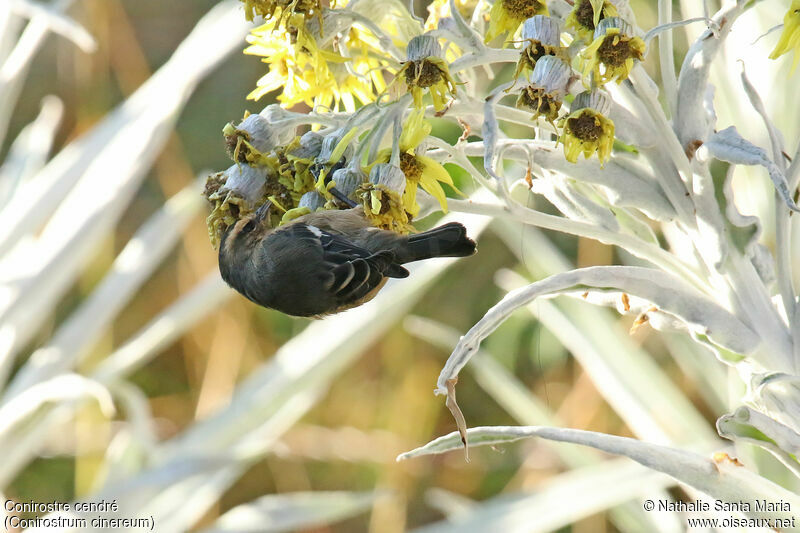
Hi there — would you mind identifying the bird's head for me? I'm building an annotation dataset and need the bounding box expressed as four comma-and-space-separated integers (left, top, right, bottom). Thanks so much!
219, 201, 273, 275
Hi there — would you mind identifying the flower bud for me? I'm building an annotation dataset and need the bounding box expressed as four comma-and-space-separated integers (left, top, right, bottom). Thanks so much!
218, 163, 268, 205
318, 128, 355, 165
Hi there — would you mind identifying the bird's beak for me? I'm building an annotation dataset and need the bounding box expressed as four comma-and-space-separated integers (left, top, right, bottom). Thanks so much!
254, 200, 272, 224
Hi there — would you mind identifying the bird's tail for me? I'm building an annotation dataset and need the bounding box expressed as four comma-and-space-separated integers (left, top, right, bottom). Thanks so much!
395, 222, 476, 264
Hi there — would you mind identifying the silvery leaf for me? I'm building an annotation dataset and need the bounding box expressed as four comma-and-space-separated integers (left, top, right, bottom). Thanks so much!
0, 3, 251, 368
412, 460, 673, 533
200, 491, 383, 533
436, 266, 759, 395
398, 425, 800, 524
493, 143, 677, 221
717, 406, 800, 477
738, 63, 785, 167
3, 183, 205, 398
751, 373, 800, 436
608, 101, 656, 148
0, 373, 114, 442
7, 0, 96, 52
674, 1, 747, 150
529, 175, 620, 231
0, 95, 62, 208
702, 126, 800, 212
719, 164, 774, 285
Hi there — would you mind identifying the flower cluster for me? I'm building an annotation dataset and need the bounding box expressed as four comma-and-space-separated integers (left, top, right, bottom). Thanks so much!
205, 100, 459, 241
207, 0, 798, 243
212, 0, 651, 241
206, 111, 328, 246
205, 0, 800, 499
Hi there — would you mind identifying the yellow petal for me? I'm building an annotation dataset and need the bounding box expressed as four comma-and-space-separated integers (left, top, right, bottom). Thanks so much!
370, 190, 382, 214
770, 0, 800, 60
372, 148, 392, 166
411, 86, 424, 109
329, 126, 360, 163
417, 156, 455, 186
402, 183, 420, 216
420, 156, 466, 196
417, 173, 449, 212
400, 109, 432, 151
589, 0, 605, 27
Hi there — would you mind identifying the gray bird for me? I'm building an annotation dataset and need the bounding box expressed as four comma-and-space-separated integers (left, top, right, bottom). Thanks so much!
218, 201, 476, 317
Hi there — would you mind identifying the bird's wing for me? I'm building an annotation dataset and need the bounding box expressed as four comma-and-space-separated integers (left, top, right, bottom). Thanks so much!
280, 223, 408, 304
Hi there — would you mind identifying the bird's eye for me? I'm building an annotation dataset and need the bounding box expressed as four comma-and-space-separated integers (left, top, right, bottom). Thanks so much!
241, 220, 256, 234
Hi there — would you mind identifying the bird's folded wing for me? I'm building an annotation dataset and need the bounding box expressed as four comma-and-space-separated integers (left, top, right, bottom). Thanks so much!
281, 223, 407, 303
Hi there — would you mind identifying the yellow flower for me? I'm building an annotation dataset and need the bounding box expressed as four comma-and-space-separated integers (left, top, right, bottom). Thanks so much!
246, 15, 339, 104
565, 0, 618, 42
560, 92, 615, 165
485, 0, 549, 45
344, 26, 391, 94
373, 110, 462, 218
769, 0, 800, 73
394, 35, 458, 112
581, 18, 645, 85
245, 15, 389, 111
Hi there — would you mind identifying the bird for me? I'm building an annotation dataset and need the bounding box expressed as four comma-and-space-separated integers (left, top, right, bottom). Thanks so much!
218, 200, 476, 317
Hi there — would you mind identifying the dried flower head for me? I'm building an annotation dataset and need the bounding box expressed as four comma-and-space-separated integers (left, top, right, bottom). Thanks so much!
560, 90, 615, 164
515, 55, 572, 125
581, 17, 645, 85
565, 0, 618, 42
223, 111, 294, 165
330, 166, 368, 204
359, 164, 412, 232
512, 16, 565, 80
396, 35, 458, 112
205, 164, 270, 247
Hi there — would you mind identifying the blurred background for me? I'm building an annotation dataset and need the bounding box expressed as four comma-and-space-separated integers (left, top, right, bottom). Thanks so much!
1, 0, 795, 531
